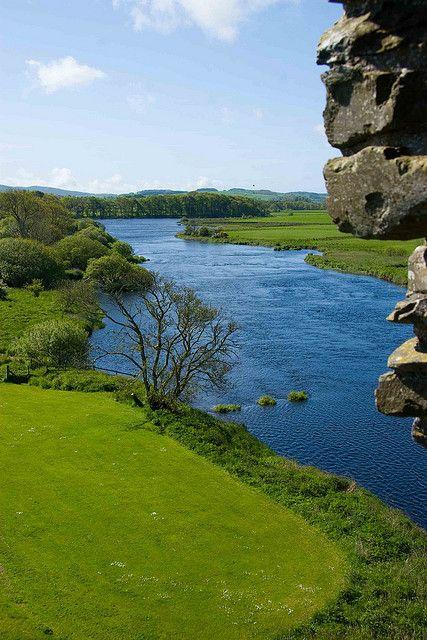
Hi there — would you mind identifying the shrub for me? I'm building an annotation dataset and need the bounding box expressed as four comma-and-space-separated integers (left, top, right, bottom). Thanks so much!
25, 278, 44, 297
0, 237, 63, 287
64, 268, 85, 280
212, 404, 241, 413
111, 240, 134, 259
76, 226, 114, 246
198, 226, 211, 237
86, 253, 153, 293
53, 234, 108, 271
257, 395, 277, 407
12, 319, 89, 370
288, 390, 308, 402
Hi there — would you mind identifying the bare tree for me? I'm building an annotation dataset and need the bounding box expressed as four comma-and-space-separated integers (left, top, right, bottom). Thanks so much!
88, 257, 238, 408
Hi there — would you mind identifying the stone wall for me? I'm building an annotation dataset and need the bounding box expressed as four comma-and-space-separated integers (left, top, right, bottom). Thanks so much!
318, 0, 427, 444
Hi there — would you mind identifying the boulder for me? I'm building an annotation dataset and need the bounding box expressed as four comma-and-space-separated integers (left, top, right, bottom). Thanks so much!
324, 148, 427, 239
376, 371, 427, 417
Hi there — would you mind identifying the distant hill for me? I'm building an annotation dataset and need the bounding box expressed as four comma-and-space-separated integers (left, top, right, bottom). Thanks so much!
134, 189, 187, 197
0, 184, 326, 203
0, 185, 116, 198
224, 189, 327, 203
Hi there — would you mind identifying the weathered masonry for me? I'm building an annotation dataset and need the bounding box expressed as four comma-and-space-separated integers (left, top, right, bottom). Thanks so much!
318, 0, 427, 444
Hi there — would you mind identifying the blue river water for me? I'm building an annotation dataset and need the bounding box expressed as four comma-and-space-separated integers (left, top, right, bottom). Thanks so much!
94, 218, 427, 527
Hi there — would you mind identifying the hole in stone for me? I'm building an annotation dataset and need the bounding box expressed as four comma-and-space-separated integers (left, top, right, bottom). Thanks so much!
365, 192, 385, 215
330, 80, 354, 107
383, 147, 404, 160
376, 73, 396, 105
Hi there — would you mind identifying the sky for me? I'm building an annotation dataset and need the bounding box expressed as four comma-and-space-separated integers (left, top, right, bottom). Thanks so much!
0, 0, 343, 194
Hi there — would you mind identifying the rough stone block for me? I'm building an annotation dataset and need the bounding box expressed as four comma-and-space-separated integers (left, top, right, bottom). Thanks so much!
322, 68, 427, 153
324, 147, 427, 239
376, 371, 427, 417
387, 338, 427, 372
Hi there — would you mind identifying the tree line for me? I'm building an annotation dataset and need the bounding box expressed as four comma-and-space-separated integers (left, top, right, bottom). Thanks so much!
62, 192, 271, 219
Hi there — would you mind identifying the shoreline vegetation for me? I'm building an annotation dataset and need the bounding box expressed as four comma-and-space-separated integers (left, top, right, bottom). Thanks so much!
178, 211, 421, 286
1, 191, 426, 639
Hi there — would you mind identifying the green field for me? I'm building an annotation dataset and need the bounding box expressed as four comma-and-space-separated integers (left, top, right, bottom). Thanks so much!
0, 289, 63, 354
0, 384, 346, 640
181, 211, 421, 285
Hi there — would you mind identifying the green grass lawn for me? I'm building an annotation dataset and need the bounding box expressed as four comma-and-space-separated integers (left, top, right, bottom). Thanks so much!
0, 289, 63, 354
182, 211, 421, 286
0, 384, 347, 640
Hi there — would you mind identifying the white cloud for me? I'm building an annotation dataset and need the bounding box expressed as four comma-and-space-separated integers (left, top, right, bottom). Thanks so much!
26, 56, 106, 93
87, 174, 133, 193
50, 167, 79, 189
253, 107, 264, 120
113, 0, 293, 41
314, 123, 325, 135
190, 176, 224, 190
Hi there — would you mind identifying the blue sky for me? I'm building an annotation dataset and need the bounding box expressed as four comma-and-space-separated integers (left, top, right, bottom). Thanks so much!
0, 0, 342, 194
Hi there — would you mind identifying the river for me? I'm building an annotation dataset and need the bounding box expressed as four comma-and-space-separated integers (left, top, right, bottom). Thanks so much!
92, 218, 427, 528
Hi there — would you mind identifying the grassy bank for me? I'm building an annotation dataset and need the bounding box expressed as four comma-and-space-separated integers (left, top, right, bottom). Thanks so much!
0, 289, 63, 354
1, 375, 425, 639
0, 383, 346, 640
179, 212, 421, 286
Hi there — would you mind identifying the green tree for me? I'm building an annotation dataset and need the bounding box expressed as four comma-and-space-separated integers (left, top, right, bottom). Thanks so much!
92, 268, 238, 409
53, 234, 108, 270
0, 190, 74, 244
0, 237, 63, 287
12, 319, 89, 370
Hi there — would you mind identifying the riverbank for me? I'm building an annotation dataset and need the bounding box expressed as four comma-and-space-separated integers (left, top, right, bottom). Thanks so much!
178, 211, 421, 286
1, 375, 425, 639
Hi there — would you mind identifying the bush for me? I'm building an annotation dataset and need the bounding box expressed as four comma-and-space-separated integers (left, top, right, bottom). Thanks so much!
111, 240, 134, 259
12, 319, 89, 369
212, 404, 241, 413
86, 253, 153, 293
25, 279, 44, 297
64, 268, 85, 280
288, 390, 308, 402
76, 226, 114, 246
257, 395, 277, 406
198, 226, 211, 237
53, 234, 108, 271
0, 237, 63, 287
